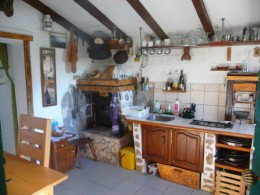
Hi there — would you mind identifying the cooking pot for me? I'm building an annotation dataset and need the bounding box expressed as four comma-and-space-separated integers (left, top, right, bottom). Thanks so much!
114, 50, 128, 64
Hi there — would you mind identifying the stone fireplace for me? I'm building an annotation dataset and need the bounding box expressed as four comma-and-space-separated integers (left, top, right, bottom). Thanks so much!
79, 89, 154, 166
80, 91, 134, 166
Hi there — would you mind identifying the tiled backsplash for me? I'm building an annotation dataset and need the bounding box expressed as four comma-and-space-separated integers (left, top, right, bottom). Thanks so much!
154, 82, 255, 122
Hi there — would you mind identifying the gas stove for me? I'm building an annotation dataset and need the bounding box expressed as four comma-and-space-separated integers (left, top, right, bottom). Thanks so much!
190, 119, 233, 129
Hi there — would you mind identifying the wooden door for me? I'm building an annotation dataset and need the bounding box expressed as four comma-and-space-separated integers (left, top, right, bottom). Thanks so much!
172, 129, 204, 172
142, 125, 171, 164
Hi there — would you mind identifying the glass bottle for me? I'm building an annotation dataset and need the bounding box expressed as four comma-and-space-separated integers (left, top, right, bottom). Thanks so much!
179, 70, 185, 91
173, 70, 179, 89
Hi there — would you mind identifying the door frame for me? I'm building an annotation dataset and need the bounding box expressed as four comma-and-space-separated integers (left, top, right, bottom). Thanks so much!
0, 31, 34, 115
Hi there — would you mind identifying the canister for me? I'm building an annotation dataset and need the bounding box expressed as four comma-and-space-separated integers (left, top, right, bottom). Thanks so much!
119, 146, 135, 170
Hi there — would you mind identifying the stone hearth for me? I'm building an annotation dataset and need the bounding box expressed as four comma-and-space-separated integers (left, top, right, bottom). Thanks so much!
80, 127, 132, 166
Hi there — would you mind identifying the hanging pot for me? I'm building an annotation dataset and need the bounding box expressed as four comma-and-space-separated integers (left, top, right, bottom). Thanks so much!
114, 50, 128, 64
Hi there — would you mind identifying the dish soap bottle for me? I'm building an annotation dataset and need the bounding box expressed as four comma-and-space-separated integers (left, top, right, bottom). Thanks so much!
174, 99, 180, 116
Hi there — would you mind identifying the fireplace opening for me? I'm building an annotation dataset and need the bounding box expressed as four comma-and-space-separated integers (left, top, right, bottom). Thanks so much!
93, 93, 112, 128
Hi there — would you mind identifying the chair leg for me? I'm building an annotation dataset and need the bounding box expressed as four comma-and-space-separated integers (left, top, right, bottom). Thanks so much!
75, 145, 82, 169
88, 142, 97, 161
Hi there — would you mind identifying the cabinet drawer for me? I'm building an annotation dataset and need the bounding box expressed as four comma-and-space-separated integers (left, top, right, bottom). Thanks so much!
52, 140, 68, 151
232, 83, 256, 92
157, 163, 200, 189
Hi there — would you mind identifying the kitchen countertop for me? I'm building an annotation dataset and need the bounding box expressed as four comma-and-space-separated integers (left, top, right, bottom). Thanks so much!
126, 114, 255, 139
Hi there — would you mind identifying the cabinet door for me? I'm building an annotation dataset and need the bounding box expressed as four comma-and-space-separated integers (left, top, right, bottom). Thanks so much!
142, 125, 171, 164
66, 144, 75, 170
52, 147, 68, 172
172, 129, 204, 172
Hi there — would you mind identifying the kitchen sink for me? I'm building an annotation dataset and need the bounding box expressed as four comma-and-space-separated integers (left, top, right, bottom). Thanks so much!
146, 114, 174, 122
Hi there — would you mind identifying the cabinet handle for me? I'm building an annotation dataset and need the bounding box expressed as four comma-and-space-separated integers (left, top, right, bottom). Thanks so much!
173, 168, 183, 173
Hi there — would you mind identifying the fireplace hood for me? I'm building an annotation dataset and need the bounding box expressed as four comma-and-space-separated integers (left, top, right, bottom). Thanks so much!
76, 79, 135, 92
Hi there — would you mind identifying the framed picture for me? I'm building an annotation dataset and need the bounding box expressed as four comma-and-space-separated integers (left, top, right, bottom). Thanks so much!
40, 48, 57, 107
49, 32, 66, 48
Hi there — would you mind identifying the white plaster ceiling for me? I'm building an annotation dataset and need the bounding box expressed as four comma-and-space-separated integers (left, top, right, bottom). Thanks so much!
39, 0, 260, 40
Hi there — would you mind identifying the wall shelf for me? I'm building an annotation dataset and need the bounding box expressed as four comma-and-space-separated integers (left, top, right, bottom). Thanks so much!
141, 40, 260, 50
77, 79, 135, 92
162, 89, 186, 93
233, 100, 255, 105
216, 143, 252, 152
215, 161, 248, 173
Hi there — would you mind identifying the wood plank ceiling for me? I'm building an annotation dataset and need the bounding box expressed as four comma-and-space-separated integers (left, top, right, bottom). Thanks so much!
23, 0, 216, 41
21, 0, 259, 43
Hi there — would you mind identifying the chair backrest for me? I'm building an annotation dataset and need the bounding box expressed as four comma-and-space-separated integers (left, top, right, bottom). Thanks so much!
17, 114, 52, 168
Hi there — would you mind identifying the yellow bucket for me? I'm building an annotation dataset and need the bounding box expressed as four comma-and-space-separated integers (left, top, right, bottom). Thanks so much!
119, 147, 135, 170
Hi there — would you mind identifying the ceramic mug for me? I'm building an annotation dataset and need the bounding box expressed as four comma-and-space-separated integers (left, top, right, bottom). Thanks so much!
163, 39, 171, 46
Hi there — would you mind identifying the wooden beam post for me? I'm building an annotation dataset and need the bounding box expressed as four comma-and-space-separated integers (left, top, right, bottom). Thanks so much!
127, 0, 168, 40
23, 40, 33, 115
192, 0, 214, 40
73, 0, 128, 40
22, 0, 93, 44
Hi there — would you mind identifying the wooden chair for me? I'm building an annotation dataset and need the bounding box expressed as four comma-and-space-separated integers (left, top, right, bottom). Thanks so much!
17, 114, 52, 168
215, 170, 245, 195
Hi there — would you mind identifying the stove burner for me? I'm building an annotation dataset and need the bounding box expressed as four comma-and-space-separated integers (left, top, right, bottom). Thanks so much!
191, 120, 233, 129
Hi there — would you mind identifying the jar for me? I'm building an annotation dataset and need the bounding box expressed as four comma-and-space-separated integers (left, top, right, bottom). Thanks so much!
249, 93, 254, 101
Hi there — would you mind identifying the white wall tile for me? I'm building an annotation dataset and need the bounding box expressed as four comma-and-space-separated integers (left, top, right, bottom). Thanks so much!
205, 84, 220, 92
185, 83, 191, 91
178, 92, 191, 104
218, 106, 225, 121
204, 92, 219, 106
165, 92, 177, 103
204, 105, 218, 121
154, 88, 165, 102
218, 92, 226, 107
219, 84, 227, 92
194, 104, 204, 119
190, 83, 204, 91
191, 91, 205, 104
154, 82, 165, 89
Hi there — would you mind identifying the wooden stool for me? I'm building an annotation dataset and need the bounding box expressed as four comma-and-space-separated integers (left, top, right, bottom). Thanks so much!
69, 137, 97, 169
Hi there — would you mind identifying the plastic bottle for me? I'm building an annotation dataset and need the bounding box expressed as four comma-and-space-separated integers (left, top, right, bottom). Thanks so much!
154, 100, 160, 113
167, 104, 172, 114
174, 99, 180, 116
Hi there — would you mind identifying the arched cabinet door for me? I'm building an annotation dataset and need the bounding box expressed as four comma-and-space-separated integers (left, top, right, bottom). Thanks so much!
142, 125, 172, 164
172, 129, 204, 172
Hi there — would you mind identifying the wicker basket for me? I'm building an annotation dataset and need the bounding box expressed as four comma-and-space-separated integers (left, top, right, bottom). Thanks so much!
215, 170, 245, 195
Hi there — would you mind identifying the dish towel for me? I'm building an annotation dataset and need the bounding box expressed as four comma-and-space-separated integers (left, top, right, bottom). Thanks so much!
110, 92, 120, 135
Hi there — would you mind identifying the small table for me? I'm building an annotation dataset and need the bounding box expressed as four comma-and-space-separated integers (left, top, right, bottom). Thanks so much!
4, 152, 68, 195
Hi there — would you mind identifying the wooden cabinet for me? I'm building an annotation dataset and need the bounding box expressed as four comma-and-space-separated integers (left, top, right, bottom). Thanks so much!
142, 125, 204, 172
50, 139, 76, 173
142, 125, 171, 164
172, 129, 204, 172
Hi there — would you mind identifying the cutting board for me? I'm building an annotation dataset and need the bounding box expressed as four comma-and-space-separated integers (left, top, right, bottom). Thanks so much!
100, 65, 115, 79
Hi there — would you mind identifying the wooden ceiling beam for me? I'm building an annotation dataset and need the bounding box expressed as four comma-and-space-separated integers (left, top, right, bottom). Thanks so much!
192, 0, 214, 39
73, 0, 128, 40
22, 0, 93, 43
127, 0, 168, 40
